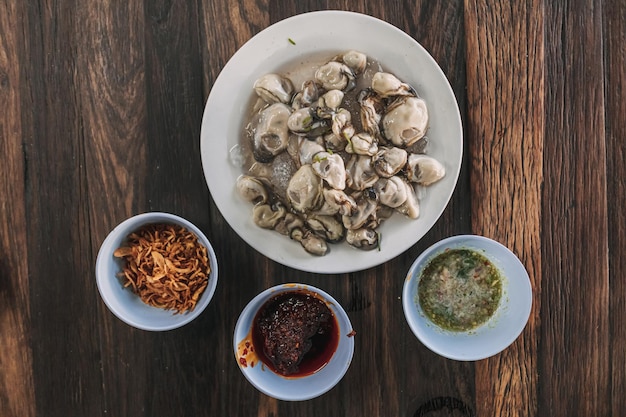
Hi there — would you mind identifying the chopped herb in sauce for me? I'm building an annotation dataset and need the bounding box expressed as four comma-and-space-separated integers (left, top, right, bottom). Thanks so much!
417, 248, 502, 331
288, 38, 296, 45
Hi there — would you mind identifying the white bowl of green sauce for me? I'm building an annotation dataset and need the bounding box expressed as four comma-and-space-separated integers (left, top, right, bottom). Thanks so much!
402, 235, 532, 361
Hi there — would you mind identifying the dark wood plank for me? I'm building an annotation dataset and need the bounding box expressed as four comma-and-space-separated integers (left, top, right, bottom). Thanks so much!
76, 1, 149, 416
0, 1, 35, 416
542, 0, 610, 415
603, 0, 626, 415
400, 0, 475, 415
198, 2, 280, 415
139, 2, 217, 415
19, 1, 107, 415
199, 0, 269, 92
465, 0, 543, 415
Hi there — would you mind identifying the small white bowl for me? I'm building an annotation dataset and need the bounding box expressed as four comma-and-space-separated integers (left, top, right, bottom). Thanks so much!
402, 235, 532, 361
233, 283, 355, 401
96, 212, 218, 331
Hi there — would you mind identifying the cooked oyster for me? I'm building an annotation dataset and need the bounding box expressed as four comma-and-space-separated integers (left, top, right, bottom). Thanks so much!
274, 212, 304, 236
306, 214, 345, 243
291, 80, 319, 110
253, 203, 287, 229
253, 103, 291, 162
297, 137, 325, 165
367, 204, 394, 228
320, 188, 358, 216
406, 154, 445, 186
342, 193, 379, 230
311, 151, 346, 190
286, 164, 323, 213
342, 50, 367, 74
287, 107, 314, 133
346, 227, 378, 250
371, 72, 416, 98
298, 232, 329, 256
275, 212, 329, 256
373, 176, 408, 208
315, 61, 356, 91
254, 73, 294, 104
317, 89, 344, 115
323, 131, 348, 152
358, 88, 385, 141
346, 154, 379, 191
346, 132, 378, 156
382, 96, 429, 148
331, 108, 355, 140
236, 175, 269, 205
288, 107, 329, 137
372, 147, 408, 178
396, 180, 420, 219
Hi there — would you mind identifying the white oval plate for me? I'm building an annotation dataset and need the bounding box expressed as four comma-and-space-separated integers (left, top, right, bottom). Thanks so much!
200, 11, 463, 274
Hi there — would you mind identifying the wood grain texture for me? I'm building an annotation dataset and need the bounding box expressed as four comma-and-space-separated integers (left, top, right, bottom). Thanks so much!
542, 0, 610, 415
1, 0, 623, 415
465, 0, 543, 414
19, 0, 108, 415
603, 1, 626, 415
0, 1, 35, 416
75, 3, 150, 416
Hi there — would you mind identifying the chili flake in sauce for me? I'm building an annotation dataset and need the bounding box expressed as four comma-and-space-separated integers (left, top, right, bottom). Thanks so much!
417, 248, 502, 331
251, 290, 339, 377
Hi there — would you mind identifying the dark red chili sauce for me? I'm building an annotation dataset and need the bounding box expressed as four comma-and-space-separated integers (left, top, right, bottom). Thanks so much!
251, 289, 339, 377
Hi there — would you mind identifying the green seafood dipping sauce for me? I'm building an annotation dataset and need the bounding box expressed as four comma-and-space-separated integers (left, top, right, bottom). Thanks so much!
417, 248, 502, 331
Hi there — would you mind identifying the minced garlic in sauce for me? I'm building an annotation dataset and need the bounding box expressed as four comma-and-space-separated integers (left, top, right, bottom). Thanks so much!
417, 248, 502, 331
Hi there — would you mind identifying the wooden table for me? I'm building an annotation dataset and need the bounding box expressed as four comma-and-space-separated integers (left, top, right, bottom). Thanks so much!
1, 1, 624, 416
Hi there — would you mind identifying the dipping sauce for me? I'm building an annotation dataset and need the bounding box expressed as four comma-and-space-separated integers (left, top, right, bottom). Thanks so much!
417, 248, 502, 331
251, 289, 339, 377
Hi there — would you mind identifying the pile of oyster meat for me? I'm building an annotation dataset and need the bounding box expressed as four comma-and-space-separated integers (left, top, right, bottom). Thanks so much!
235, 50, 445, 256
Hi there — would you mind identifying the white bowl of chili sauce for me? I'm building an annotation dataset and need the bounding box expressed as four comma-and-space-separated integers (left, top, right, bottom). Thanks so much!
233, 283, 355, 401
402, 235, 532, 361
